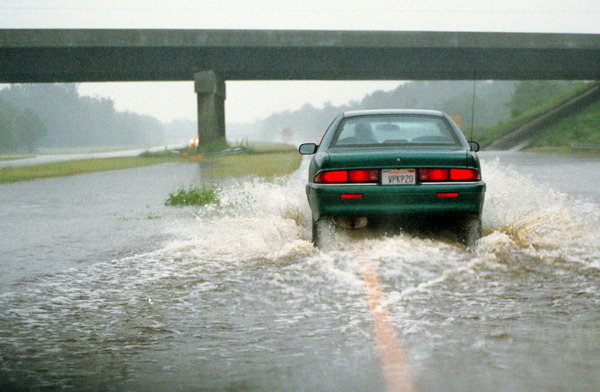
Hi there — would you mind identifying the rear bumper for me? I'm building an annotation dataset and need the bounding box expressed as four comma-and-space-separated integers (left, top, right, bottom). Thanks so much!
306, 182, 485, 220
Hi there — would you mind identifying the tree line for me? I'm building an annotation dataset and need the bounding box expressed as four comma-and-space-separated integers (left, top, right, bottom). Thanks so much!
0, 84, 166, 153
253, 80, 583, 144
1, 80, 584, 154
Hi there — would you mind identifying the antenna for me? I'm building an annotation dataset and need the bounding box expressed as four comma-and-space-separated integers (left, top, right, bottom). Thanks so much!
470, 68, 477, 142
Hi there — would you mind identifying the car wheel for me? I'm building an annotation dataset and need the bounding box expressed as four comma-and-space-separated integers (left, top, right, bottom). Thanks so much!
312, 217, 332, 248
458, 213, 482, 248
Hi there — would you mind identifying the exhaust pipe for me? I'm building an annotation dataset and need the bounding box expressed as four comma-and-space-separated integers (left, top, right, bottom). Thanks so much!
337, 217, 368, 230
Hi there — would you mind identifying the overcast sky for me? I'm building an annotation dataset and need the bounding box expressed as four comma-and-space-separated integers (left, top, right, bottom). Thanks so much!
1, 0, 599, 123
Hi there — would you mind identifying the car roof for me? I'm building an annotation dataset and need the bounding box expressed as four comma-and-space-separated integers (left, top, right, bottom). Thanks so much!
342, 109, 446, 118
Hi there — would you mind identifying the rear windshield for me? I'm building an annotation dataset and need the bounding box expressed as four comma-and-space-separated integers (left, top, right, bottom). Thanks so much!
331, 115, 461, 147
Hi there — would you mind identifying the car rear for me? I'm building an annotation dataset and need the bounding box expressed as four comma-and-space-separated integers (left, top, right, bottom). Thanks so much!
301, 109, 486, 246
306, 147, 485, 222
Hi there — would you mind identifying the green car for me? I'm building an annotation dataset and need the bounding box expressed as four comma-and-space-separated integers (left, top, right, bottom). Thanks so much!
298, 109, 486, 247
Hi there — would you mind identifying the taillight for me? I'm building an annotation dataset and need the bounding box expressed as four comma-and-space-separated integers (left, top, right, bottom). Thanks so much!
349, 169, 379, 182
419, 168, 449, 182
419, 168, 481, 182
315, 169, 379, 184
315, 170, 347, 183
450, 168, 481, 181
315, 168, 480, 183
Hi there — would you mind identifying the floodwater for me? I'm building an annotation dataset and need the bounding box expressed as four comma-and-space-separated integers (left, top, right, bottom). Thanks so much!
0, 151, 599, 391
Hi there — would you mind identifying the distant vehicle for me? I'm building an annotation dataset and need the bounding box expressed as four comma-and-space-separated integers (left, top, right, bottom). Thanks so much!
298, 109, 486, 247
189, 137, 200, 149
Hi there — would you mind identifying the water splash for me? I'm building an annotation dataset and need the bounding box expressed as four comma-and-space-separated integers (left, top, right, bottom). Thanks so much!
479, 157, 600, 268
154, 154, 600, 280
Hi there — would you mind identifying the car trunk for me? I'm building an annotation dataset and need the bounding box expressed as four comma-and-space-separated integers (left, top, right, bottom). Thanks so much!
325, 147, 469, 170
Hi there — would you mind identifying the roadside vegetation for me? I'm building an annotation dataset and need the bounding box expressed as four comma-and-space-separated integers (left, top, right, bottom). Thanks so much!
165, 142, 302, 206
165, 184, 219, 207
199, 142, 301, 179
0, 154, 183, 184
476, 81, 597, 149
1, 142, 302, 187
528, 99, 600, 149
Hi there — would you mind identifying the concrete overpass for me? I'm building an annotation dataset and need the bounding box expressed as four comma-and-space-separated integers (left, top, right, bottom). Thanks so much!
1, 29, 600, 143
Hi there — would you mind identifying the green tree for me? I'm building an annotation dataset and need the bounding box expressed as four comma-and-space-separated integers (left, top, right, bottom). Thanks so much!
16, 108, 47, 152
0, 99, 46, 153
0, 100, 18, 152
0, 84, 166, 149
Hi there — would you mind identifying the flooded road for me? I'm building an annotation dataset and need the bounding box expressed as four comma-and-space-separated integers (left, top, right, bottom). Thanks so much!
1, 151, 599, 391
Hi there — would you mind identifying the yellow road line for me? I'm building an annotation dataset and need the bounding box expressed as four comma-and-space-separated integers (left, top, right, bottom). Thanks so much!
360, 258, 416, 392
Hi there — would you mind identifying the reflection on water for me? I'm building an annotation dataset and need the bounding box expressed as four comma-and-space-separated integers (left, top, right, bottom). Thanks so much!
0, 152, 599, 391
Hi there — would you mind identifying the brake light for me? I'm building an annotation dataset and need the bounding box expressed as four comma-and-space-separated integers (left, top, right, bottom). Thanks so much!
450, 168, 481, 181
419, 168, 480, 182
437, 192, 459, 198
419, 168, 449, 182
315, 169, 379, 183
341, 194, 363, 199
315, 170, 348, 183
315, 168, 480, 183
349, 169, 379, 182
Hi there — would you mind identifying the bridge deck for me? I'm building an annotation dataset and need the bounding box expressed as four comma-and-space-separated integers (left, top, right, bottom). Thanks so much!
1, 29, 600, 82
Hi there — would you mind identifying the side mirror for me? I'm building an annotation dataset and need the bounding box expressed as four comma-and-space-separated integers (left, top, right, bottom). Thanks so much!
298, 143, 318, 155
468, 141, 480, 152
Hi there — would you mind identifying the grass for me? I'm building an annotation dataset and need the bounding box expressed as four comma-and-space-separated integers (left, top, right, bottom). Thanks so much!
0, 155, 182, 184
478, 82, 594, 147
165, 184, 219, 207
529, 99, 600, 148
201, 149, 302, 179
180, 141, 300, 179
1, 142, 303, 184
243, 142, 297, 154
163, 142, 302, 207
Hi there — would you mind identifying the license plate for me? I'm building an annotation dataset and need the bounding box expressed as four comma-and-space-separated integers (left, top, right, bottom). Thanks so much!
381, 169, 416, 185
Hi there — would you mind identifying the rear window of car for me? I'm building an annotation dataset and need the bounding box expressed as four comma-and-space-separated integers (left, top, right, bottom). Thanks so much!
331, 115, 461, 147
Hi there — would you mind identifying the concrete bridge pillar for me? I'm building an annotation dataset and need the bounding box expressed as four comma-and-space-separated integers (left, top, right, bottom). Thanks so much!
194, 71, 226, 145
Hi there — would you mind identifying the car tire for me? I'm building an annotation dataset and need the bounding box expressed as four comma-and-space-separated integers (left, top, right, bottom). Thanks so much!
459, 213, 482, 248
312, 217, 332, 248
